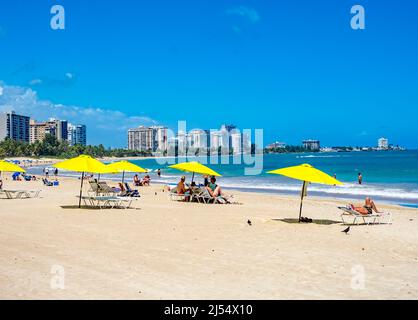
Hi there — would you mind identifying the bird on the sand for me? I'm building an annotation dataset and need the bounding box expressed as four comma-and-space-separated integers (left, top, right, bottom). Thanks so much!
247, 219, 252, 226
341, 226, 350, 235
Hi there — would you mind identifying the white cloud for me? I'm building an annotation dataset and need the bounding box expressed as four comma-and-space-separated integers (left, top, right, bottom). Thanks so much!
0, 82, 158, 147
226, 6, 260, 23
29, 79, 42, 86
65, 72, 73, 79
0, 86, 3, 96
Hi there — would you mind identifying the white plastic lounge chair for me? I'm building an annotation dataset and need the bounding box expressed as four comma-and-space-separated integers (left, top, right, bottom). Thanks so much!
0, 189, 41, 199
338, 206, 392, 225
78, 195, 134, 209
197, 188, 229, 204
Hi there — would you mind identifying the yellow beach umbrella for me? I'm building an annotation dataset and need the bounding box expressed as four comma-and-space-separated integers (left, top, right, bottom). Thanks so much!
0, 160, 26, 173
53, 155, 114, 208
0, 160, 26, 188
106, 160, 148, 183
267, 163, 342, 222
169, 161, 221, 183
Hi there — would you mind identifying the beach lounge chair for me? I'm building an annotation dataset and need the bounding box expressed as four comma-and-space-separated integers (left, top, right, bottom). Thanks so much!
42, 178, 54, 186
97, 181, 120, 196
338, 205, 392, 225
123, 183, 140, 197
168, 187, 189, 202
196, 188, 229, 204
0, 189, 41, 199
77, 195, 134, 209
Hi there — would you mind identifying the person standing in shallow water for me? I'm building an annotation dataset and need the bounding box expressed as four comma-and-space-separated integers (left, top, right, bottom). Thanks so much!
358, 172, 363, 185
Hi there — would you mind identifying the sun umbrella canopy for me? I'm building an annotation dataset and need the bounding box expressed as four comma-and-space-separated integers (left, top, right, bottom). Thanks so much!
169, 161, 221, 177
0, 160, 26, 173
267, 163, 342, 185
53, 155, 113, 174
267, 163, 342, 223
106, 160, 148, 173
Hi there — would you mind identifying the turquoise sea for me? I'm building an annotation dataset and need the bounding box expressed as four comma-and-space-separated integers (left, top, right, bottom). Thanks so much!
132, 150, 418, 205
31, 150, 418, 205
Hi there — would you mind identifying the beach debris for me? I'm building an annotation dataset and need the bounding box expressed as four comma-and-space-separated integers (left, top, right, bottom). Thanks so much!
341, 226, 350, 235
155, 192, 157, 196
247, 219, 252, 226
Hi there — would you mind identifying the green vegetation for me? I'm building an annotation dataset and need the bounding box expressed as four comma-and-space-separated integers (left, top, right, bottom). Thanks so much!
0, 135, 152, 159
264, 145, 311, 154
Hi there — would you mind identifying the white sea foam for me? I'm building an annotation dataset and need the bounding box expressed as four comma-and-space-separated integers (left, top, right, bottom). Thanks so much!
296, 155, 344, 159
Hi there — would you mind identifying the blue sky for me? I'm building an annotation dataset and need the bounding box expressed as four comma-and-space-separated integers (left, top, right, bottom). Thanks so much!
0, 0, 417, 148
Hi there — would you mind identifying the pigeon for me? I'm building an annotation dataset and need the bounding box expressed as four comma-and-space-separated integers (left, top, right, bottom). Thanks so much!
342, 226, 350, 235
247, 219, 252, 226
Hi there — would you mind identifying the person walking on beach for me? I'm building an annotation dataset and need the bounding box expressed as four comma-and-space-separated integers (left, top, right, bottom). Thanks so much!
54, 168, 58, 177
358, 172, 363, 185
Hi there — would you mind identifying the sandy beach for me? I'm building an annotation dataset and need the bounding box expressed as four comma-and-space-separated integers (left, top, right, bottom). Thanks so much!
0, 174, 417, 300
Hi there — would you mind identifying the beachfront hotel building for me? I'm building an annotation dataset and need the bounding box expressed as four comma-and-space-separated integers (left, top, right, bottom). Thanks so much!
68, 124, 87, 146
303, 139, 321, 151
266, 141, 287, 150
29, 118, 68, 143
231, 132, 242, 154
128, 126, 154, 152
0, 111, 30, 143
378, 137, 389, 150
151, 126, 168, 152
128, 126, 168, 152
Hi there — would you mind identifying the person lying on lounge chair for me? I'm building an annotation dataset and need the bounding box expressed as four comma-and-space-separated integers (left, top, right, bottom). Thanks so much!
351, 197, 381, 215
206, 176, 223, 197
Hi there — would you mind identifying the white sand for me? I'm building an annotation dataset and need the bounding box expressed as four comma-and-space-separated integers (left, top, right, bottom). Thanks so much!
0, 175, 417, 299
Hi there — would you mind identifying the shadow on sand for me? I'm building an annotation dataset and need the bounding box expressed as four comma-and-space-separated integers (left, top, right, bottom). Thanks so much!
60, 205, 141, 211
272, 218, 341, 225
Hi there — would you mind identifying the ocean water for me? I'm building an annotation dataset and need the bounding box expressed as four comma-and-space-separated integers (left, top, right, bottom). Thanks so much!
129, 150, 418, 205
27, 150, 418, 205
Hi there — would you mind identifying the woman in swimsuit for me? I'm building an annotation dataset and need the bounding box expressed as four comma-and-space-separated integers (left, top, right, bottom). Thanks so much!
352, 197, 380, 215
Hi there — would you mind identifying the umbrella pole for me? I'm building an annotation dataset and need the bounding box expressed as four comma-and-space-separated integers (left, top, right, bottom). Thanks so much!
78, 172, 85, 208
298, 181, 306, 222
122, 171, 125, 184
191, 172, 195, 184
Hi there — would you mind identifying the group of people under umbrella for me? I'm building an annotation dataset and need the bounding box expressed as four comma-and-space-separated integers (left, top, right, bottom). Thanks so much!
2, 155, 343, 222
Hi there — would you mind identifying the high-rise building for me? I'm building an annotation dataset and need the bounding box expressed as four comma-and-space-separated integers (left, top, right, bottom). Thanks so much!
176, 131, 188, 155
128, 126, 154, 151
29, 118, 68, 143
151, 126, 168, 152
49, 119, 68, 142
68, 124, 87, 146
231, 132, 242, 154
0, 111, 30, 142
188, 129, 209, 150
303, 139, 320, 151
29, 120, 47, 143
378, 137, 389, 150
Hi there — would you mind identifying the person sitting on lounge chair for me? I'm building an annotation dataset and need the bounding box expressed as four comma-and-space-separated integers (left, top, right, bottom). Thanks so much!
133, 174, 142, 186
177, 176, 191, 195
351, 197, 381, 215
142, 174, 151, 186
176, 176, 192, 201
206, 176, 223, 197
